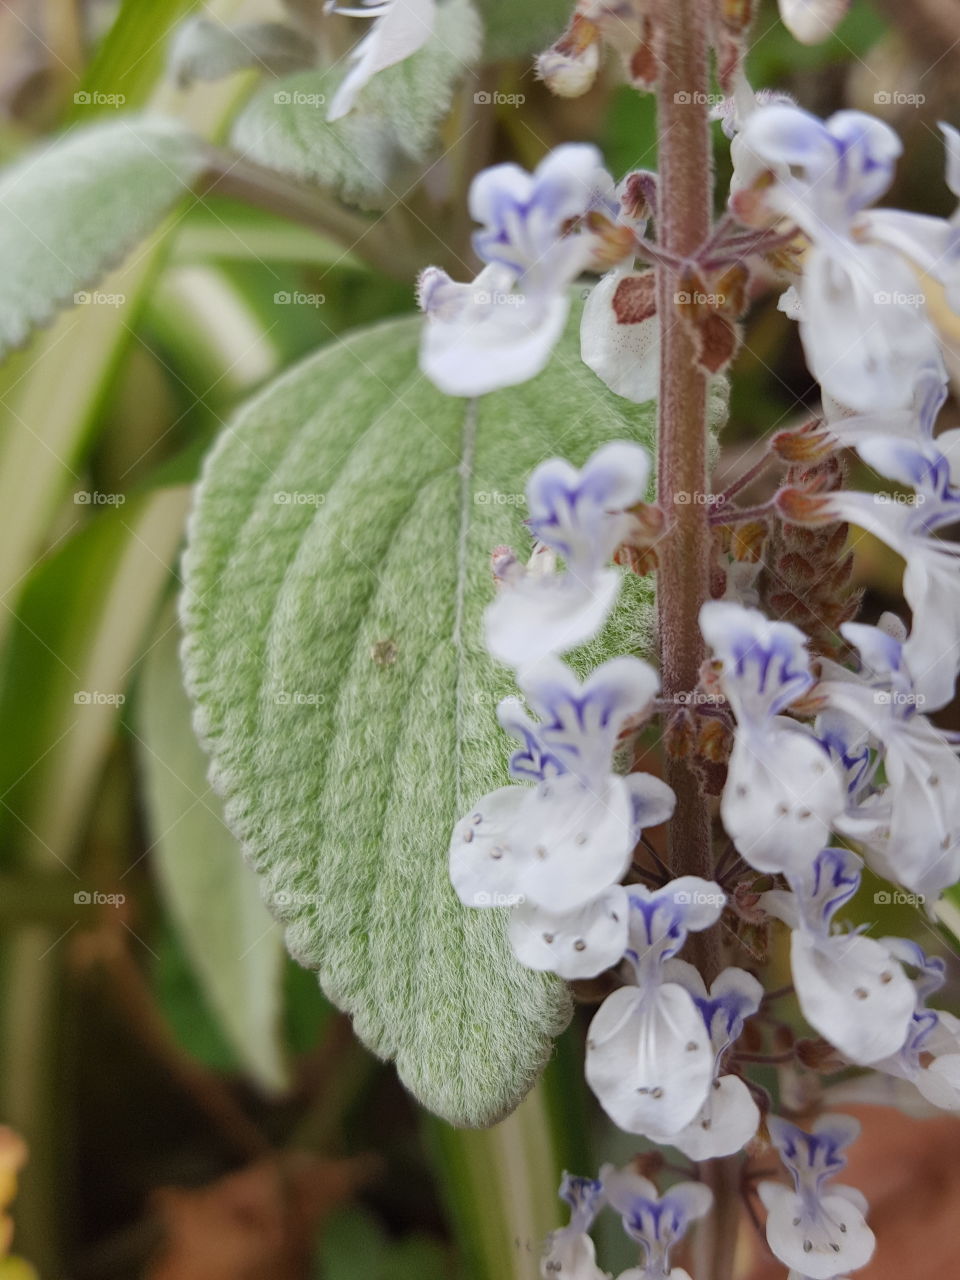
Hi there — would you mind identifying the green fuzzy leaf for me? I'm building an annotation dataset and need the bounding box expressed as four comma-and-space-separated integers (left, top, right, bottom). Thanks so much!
167, 17, 317, 88
0, 116, 208, 361
138, 608, 288, 1092
181, 307, 657, 1126
231, 0, 481, 209
475, 0, 570, 60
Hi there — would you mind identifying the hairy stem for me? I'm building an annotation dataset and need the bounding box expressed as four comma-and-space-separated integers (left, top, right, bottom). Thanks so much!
653, 7, 741, 1279
654, 0, 716, 951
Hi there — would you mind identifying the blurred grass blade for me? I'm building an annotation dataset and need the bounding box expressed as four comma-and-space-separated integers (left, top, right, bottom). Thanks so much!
0, 487, 192, 866
425, 1079, 566, 1280
70, 0, 204, 116
137, 606, 287, 1092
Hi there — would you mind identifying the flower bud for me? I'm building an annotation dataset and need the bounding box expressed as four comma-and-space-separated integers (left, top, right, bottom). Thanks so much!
536, 15, 601, 98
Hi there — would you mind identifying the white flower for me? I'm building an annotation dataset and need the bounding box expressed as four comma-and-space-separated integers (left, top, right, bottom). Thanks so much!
652, 961, 763, 1158
541, 1174, 610, 1280
758, 1115, 875, 1279
817, 627, 960, 902
419, 145, 611, 395
485, 440, 651, 667
601, 1163, 712, 1280
777, 0, 849, 44
872, 940, 960, 1111
699, 601, 846, 875
580, 266, 660, 403
733, 104, 947, 411
509, 885, 629, 980
449, 655, 674, 979
326, 0, 435, 121
585, 879, 725, 1136
762, 847, 915, 1065
809, 438, 960, 711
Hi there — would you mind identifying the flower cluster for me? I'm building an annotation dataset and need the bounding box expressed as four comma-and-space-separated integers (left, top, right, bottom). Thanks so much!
542, 1165, 712, 1280
414, 20, 960, 1280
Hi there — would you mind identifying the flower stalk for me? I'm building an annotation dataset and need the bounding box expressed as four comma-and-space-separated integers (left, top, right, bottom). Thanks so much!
653, 0, 718, 971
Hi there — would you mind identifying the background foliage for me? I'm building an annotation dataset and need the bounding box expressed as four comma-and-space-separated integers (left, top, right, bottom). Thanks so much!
0, 0, 957, 1276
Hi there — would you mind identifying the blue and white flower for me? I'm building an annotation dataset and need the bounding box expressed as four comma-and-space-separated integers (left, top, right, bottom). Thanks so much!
585, 879, 725, 1135
699, 601, 846, 875
762, 847, 915, 1064
870, 940, 960, 1111
817, 626, 960, 901
419, 144, 613, 395
758, 1115, 875, 1279
601, 1162, 712, 1280
656, 962, 763, 1158
810, 438, 960, 711
485, 440, 651, 667
449, 655, 674, 979
326, 0, 435, 121
733, 104, 952, 411
541, 1173, 609, 1280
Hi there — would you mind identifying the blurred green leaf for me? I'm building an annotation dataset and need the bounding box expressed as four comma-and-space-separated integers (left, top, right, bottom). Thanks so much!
170, 197, 360, 267
138, 605, 287, 1092
168, 16, 316, 89
317, 1207, 453, 1280
181, 307, 657, 1126
0, 116, 207, 361
475, 0, 571, 60
232, 0, 482, 208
